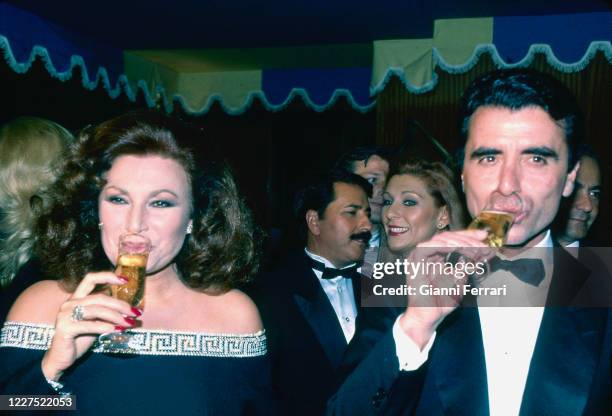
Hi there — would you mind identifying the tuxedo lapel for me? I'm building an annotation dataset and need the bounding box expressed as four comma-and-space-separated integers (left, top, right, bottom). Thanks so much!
546, 241, 589, 306
520, 307, 607, 416
291, 253, 348, 369
521, 248, 608, 415
429, 308, 489, 416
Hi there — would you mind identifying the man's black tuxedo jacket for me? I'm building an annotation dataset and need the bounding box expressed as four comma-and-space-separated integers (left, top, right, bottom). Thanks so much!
251, 251, 363, 415
327, 245, 612, 415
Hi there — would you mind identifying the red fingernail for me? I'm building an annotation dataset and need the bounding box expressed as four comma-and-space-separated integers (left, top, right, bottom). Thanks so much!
131, 307, 142, 317
124, 317, 137, 326
115, 325, 127, 332
117, 276, 128, 283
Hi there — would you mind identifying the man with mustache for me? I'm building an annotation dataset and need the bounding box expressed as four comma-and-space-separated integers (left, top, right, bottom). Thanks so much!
254, 169, 373, 415
336, 147, 391, 275
555, 144, 602, 250
328, 69, 611, 415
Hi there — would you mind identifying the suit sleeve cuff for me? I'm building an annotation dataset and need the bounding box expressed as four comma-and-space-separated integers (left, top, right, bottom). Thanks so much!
392, 313, 436, 371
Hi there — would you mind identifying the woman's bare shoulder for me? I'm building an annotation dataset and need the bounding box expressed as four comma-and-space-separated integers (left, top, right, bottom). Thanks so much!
6, 280, 70, 324
189, 289, 263, 334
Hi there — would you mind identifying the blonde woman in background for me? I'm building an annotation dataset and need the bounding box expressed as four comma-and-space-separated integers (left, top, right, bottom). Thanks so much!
380, 159, 466, 260
0, 117, 73, 321
335, 159, 467, 382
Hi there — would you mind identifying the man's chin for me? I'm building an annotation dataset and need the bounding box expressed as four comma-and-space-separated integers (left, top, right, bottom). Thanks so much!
505, 226, 547, 247
348, 246, 366, 260
565, 225, 587, 241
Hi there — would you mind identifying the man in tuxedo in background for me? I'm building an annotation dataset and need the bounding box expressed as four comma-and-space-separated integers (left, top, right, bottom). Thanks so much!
335, 147, 391, 275
555, 144, 602, 249
254, 169, 372, 415
328, 69, 611, 415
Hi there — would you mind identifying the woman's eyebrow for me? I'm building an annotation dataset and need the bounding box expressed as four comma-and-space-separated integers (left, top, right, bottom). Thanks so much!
103, 185, 127, 194
149, 189, 179, 198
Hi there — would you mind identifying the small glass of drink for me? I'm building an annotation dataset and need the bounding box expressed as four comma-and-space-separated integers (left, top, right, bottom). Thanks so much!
98, 233, 150, 350
467, 210, 514, 248
463, 211, 514, 287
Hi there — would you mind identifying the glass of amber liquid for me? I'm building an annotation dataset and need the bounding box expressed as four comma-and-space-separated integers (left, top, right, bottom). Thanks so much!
468, 210, 514, 248
98, 233, 150, 350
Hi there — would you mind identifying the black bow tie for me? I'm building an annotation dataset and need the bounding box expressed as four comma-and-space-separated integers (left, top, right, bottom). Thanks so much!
488, 256, 546, 286
310, 258, 360, 280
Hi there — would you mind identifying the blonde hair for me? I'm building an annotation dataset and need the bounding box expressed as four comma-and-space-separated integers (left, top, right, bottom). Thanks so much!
0, 117, 73, 287
377, 159, 467, 261
392, 159, 466, 230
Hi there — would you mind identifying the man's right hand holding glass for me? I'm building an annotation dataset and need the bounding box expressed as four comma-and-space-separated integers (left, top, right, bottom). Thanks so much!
398, 229, 493, 349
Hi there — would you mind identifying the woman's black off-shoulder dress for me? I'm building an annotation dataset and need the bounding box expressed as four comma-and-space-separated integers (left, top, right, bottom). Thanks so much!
0, 322, 277, 415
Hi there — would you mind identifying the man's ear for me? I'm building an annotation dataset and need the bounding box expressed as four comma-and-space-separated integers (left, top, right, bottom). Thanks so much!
306, 210, 321, 236
562, 160, 581, 198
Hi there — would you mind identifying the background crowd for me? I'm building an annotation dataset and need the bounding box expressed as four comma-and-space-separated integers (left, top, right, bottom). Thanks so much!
0, 68, 609, 415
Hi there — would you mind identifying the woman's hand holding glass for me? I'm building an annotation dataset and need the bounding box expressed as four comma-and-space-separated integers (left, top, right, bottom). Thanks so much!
41, 272, 140, 381
97, 233, 150, 349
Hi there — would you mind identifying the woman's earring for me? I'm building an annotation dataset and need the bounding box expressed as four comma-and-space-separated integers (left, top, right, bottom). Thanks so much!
186, 223, 193, 235
98, 222, 104, 229
437, 223, 445, 230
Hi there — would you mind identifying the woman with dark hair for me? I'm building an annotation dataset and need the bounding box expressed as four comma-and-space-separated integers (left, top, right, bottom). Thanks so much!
0, 112, 275, 414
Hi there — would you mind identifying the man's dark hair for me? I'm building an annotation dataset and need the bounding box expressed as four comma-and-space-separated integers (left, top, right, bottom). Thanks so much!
575, 143, 602, 193
335, 146, 392, 173
457, 68, 583, 171
293, 170, 372, 237
576, 143, 600, 165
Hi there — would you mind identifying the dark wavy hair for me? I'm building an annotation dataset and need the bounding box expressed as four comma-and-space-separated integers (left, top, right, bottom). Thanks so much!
35, 111, 261, 293
334, 145, 393, 173
456, 68, 583, 171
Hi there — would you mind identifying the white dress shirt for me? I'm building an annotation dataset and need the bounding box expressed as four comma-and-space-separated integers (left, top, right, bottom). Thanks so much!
564, 240, 580, 258
392, 230, 553, 416
305, 249, 358, 343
